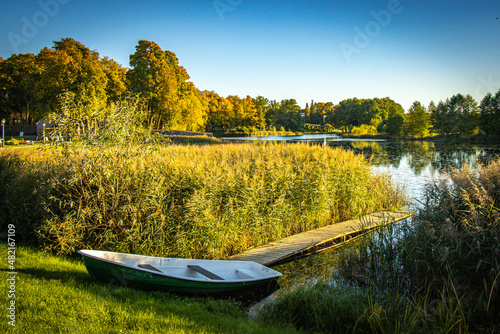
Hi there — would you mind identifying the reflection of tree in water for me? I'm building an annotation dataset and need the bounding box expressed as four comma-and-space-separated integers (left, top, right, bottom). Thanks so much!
328, 141, 398, 166
328, 141, 500, 175
405, 142, 434, 175
430, 144, 500, 171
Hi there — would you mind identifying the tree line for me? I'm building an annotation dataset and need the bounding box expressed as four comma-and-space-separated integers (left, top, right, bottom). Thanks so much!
1, 37, 499, 137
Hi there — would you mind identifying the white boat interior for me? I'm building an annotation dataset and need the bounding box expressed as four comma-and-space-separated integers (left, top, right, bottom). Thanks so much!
78, 250, 282, 283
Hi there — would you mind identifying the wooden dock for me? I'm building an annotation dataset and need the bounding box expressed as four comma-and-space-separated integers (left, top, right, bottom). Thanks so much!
228, 211, 413, 266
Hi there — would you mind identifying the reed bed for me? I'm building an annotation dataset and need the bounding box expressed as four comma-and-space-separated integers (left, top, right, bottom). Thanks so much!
0, 142, 404, 259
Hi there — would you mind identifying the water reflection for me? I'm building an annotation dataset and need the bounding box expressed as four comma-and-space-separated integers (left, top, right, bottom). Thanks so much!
325, 141, 500, 203
222, 133, 344, 141
327, 140, 500, 173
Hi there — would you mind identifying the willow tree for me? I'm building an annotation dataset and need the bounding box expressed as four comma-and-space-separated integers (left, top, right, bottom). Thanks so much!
127, 40, 206, 130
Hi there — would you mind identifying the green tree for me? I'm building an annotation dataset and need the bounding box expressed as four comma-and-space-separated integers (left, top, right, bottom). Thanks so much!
272, 99, 303, 131
384, 114, 404, 135
332, 97, 404, 134
331, 98, 365, 131
253, 95, 269, 130
434, 94, 480, 135
374, 97, 405, 135
402, 101, 431, 137
479, 89, 500, 136
427, 101, 437, 133
0, 53, 39, 124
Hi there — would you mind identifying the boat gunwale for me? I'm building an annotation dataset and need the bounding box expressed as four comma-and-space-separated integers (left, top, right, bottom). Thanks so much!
78, 250, 282, 284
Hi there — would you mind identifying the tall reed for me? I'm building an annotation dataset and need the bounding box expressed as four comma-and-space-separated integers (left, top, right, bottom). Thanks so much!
0, 142, 405, 259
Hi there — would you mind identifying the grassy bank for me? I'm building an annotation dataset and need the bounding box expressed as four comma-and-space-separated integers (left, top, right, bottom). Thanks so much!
258, 159, 500, 333
0, 142, 405, 259
0, 244, 299, 334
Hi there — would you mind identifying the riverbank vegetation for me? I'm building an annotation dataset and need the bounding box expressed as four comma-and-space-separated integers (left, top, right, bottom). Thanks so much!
0, 142, 405, 259
259, 160, 500, 333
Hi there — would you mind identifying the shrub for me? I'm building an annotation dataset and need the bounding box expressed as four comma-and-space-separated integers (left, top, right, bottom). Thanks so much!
351, 124, 377, 135
6, 138, 21, 145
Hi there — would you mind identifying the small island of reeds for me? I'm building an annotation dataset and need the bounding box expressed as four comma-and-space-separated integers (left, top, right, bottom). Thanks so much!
0, 142, 405, 259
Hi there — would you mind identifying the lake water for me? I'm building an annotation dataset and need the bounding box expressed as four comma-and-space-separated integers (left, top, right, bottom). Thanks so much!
227, 134, 500, 294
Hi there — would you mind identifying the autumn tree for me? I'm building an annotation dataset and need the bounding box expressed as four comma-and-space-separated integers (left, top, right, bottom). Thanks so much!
310, 102, 334, 125
201, 90, 226, 131
35, 47, 76, 118
0, 38, 128, 123
101, 56, 128, 103
128, 40, 206, 131
51, 38, 109, 108
303, 102, 311, 123
34, 38, 111, 120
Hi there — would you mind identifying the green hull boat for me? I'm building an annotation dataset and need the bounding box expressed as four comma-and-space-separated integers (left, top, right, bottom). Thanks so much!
78, 250, 282, 296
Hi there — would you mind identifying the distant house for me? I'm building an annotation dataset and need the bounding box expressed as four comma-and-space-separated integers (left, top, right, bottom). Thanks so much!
36, 119, 57, 137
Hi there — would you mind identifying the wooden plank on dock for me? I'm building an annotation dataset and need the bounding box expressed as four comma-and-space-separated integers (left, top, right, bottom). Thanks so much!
228, 211, 413, 266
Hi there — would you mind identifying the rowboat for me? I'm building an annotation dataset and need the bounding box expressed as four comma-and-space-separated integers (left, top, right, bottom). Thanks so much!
78, 250, 282, 297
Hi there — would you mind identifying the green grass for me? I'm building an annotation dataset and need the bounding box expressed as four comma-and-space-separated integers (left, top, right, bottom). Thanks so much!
0, 244, 299, 334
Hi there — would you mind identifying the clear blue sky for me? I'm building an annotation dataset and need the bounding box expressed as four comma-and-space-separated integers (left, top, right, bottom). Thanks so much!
1, 0, 499, 110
